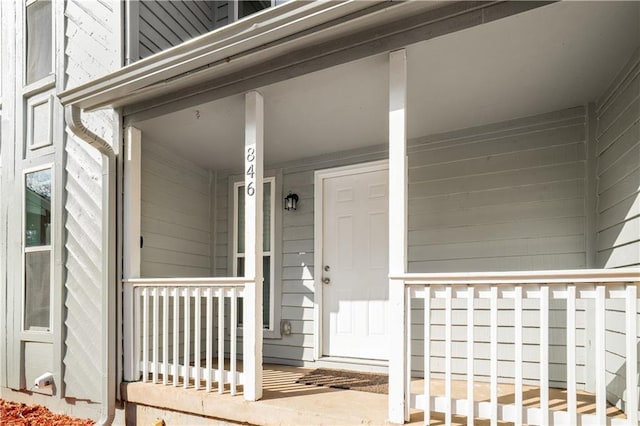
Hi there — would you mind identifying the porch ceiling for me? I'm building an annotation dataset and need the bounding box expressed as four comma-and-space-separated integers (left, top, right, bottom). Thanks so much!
135, 1, 639, 172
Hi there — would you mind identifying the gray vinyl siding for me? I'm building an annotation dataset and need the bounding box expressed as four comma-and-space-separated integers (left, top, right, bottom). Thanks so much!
214, 176, 228, 277
138, 1, 213, 60
406, 107, 588, 387
595, 49, 640, 270
141, 141, 211, 278
270, 170, 316, 363
63, 0, 120, 402
595, 48, 640, 413
407, 107, 587, 272
211, 1, 231, 30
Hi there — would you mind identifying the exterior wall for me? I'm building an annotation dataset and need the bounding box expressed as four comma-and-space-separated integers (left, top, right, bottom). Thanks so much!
407, 107, 587, 272
595, 48, 640, 412
140, 140, 211, 277
131, 1, 213, 61
63, 0, 121, 403
214, 175, 228, 277
211, 1, 231, 30
595, 49, 640, 270
407, 108, 589, 387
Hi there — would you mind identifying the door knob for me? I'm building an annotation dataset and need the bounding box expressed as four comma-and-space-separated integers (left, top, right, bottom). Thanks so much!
324, 265, 330, 272
322, 277, 331, 284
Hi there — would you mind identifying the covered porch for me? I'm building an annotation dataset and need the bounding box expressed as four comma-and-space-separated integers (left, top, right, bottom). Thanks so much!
122, 363, 625, 425
59, 1, 640, 424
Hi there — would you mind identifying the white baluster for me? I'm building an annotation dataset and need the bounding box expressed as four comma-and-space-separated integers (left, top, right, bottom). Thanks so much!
515, 285, 523, 425
206, 287, 213, 392
173, 287, 179, 387
162, 287, 169, 385
231, 287, 238, 396
625, 284, 638, 425
595, 285, 606, 425
142, 287, 149, 382
540, 285, 549, 425
152, 287, 159, 384
466, 286, 474, 426
183, 287, 190, 389
424, 286, 431, 425
219, 288, 225, 394
490, 285, 498, 426
194, 287, 201, 390
567, 285, 576, 424
445, 285, 452, 426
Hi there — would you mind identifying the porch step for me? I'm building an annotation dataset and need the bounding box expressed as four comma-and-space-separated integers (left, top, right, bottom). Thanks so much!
122, 364, 392, 425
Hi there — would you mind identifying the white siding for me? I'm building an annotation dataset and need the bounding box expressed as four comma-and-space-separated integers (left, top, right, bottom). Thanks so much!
214, 176, 228, 277
141, 141, 211, 278
407, 108, 588, 387
63, 0, 120, 402
595, 48, 640, 413
595, 49, 640, 269
407, 107, 587, 272
271, 170, 315, 363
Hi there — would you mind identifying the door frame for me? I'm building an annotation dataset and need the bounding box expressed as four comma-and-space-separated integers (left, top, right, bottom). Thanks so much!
313, 159, 389, 361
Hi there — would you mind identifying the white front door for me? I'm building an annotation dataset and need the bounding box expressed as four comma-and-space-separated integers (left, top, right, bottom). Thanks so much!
321, 167, 389, 360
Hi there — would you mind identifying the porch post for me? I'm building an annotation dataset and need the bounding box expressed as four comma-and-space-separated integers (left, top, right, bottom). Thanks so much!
123, 126, 141, 382
243, 90, 264, 401
388, 49, 408, 424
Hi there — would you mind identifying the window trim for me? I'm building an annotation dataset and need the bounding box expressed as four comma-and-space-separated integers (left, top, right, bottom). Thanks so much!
26, 92, 54, 150
23, 0, 55, 88
232, 0, 277, 23
233, 176, 276, 331
21, 163, 54, 336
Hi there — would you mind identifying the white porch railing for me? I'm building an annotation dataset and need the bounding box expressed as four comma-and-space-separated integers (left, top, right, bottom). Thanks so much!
389, 269, 640, 425
123, 277, 249, 396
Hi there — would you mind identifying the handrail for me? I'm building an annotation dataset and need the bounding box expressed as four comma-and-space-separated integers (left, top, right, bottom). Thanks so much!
124, 277, 251, 287
391, 268, 640, 285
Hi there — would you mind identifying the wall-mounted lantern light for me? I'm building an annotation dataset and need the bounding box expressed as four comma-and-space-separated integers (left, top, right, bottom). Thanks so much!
284, 192, 299, 211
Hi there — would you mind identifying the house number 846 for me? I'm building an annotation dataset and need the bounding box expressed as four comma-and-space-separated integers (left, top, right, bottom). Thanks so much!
246, 147, 256, 196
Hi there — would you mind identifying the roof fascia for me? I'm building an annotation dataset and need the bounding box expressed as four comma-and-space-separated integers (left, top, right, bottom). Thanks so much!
58, 1, 387, 109
119, 1, 554, 123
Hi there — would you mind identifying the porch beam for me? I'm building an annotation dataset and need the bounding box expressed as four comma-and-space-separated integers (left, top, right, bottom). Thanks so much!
123, 126, 142, 382
243, 90, 264, 401
388, 48, 408, 424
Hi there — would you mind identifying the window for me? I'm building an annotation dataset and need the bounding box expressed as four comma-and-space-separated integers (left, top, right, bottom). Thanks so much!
25, 0, 53, 85
233, 179, 275, 330
238, 1, 270, 20
23, 166, 52, 331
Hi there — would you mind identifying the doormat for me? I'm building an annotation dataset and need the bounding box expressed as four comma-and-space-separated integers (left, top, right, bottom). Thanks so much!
295, 368, 388, 394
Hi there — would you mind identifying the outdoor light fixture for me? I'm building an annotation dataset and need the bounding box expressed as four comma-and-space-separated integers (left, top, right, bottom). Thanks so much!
284, 192, 299, 211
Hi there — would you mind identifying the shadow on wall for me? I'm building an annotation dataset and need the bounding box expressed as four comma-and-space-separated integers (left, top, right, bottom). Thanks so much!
603, 314, 640, 416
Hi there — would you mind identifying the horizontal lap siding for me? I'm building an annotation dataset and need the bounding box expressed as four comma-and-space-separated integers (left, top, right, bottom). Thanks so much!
408, 106, 587, 273
407, 107, 588, 386
271, 170, 316, 363
596, 50, 640, 269
595, 48, 640, 412
141, 141, 211, 278
138, 1, 212, 60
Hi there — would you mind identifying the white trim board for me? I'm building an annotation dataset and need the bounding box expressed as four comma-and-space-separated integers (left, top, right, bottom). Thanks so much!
313, 159, 388, 362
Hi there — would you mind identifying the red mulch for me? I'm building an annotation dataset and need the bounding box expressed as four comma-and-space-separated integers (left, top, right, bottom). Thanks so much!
1, 399, 95, 425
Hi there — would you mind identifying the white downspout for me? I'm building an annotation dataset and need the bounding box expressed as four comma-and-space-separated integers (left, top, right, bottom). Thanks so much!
65, 105, 116, 426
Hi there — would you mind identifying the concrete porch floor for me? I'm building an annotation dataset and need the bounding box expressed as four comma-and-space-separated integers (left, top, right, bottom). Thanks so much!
121, 364, 625, 425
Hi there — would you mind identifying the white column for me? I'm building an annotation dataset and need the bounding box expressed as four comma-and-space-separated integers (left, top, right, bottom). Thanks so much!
123, 126, 141, 381
388, 48, 408, 424
243, 90, 264, 401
